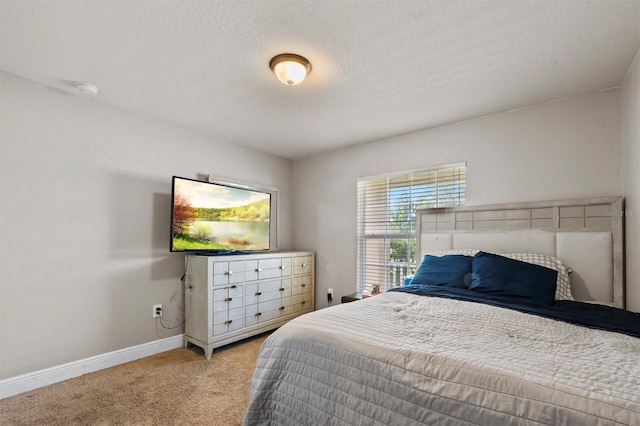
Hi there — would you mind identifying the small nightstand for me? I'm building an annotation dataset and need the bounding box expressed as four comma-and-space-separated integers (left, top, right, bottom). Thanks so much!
341, 292, 372, 303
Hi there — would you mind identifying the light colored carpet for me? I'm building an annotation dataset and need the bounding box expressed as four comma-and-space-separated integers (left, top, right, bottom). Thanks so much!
0, 333, 270, 426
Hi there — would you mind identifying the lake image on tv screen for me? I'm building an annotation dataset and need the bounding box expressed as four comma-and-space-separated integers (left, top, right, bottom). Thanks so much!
172, 179, 270, 251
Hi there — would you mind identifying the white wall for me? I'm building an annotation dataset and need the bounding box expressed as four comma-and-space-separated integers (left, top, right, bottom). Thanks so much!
0, 71, 293, 379
292, 89, 623, 310
621, 48, 640, 313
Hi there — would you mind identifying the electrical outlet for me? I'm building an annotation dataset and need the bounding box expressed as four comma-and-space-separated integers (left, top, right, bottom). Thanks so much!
327, 288, 334, 302
153, 304, 162, 318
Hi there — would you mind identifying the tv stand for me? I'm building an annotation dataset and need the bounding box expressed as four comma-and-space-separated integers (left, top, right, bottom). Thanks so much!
184, 251, 314, 359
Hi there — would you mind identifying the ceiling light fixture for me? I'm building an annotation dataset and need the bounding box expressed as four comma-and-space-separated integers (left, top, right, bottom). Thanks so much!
269, 53, 312, 86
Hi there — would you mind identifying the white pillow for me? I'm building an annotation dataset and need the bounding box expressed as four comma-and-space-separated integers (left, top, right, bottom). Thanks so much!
422, 250, 574, 301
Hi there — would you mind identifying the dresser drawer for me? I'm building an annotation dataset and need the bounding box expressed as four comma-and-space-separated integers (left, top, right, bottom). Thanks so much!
212, 287, 243, 311
292, 294, 311, 313
293, 255, 312, 275
292, 275, 312, 295
212, 306, 243, 335
213, 261, 245, 286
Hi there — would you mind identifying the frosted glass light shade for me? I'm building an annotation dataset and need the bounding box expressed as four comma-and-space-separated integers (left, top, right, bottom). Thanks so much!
269, 54, 311, 86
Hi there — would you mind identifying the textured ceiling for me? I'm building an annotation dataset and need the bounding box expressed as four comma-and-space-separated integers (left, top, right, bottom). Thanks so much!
1, 0, 639, 159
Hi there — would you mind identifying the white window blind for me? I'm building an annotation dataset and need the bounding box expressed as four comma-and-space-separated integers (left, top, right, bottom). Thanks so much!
356, 163, 466, 293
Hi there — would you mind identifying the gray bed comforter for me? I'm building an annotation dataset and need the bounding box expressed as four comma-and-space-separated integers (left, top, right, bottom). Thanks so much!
244, 291, 640, 425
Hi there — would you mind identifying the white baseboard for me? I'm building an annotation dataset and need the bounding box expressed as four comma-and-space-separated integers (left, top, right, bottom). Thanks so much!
0, 334, 185, 400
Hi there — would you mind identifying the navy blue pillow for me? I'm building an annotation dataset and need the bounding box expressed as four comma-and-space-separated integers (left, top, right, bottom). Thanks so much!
470, 251, 558, 306
410, 255, 472, 288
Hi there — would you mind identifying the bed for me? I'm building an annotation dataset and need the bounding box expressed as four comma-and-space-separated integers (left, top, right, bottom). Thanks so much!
243, 197, 640, 425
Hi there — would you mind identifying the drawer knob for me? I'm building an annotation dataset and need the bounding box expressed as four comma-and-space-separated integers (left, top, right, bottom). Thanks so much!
225, 319, 233, 324
301, 284, 306, 287
224, 297, 233, 302
301, 301, 306, 305
301, 264, 306, 267
279, 265, 284, 269
279, 306, 285, 310
255, 312, 262, 317
225, 271, 233, 275
230, 285, 237, 289
256, 268, 262, 272
279, 288, 285, 292
255, 291, 262, 296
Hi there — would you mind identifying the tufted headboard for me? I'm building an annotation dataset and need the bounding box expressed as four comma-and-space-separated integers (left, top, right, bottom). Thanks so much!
415, 197, 625, 308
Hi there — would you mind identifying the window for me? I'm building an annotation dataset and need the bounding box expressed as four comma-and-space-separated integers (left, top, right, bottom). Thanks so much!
356, 163, 466, 293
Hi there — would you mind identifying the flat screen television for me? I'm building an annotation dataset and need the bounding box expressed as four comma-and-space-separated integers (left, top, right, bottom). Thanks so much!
170, 176, 272, 254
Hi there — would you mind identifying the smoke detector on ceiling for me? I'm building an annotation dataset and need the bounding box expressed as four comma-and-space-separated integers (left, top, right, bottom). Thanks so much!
75, 82, 99, 97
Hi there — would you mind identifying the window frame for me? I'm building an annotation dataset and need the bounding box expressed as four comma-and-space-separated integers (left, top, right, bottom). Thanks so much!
356, 162, 466, 293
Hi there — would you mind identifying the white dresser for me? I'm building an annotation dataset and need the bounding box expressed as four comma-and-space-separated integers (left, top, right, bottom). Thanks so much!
184, 251, 314, 359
